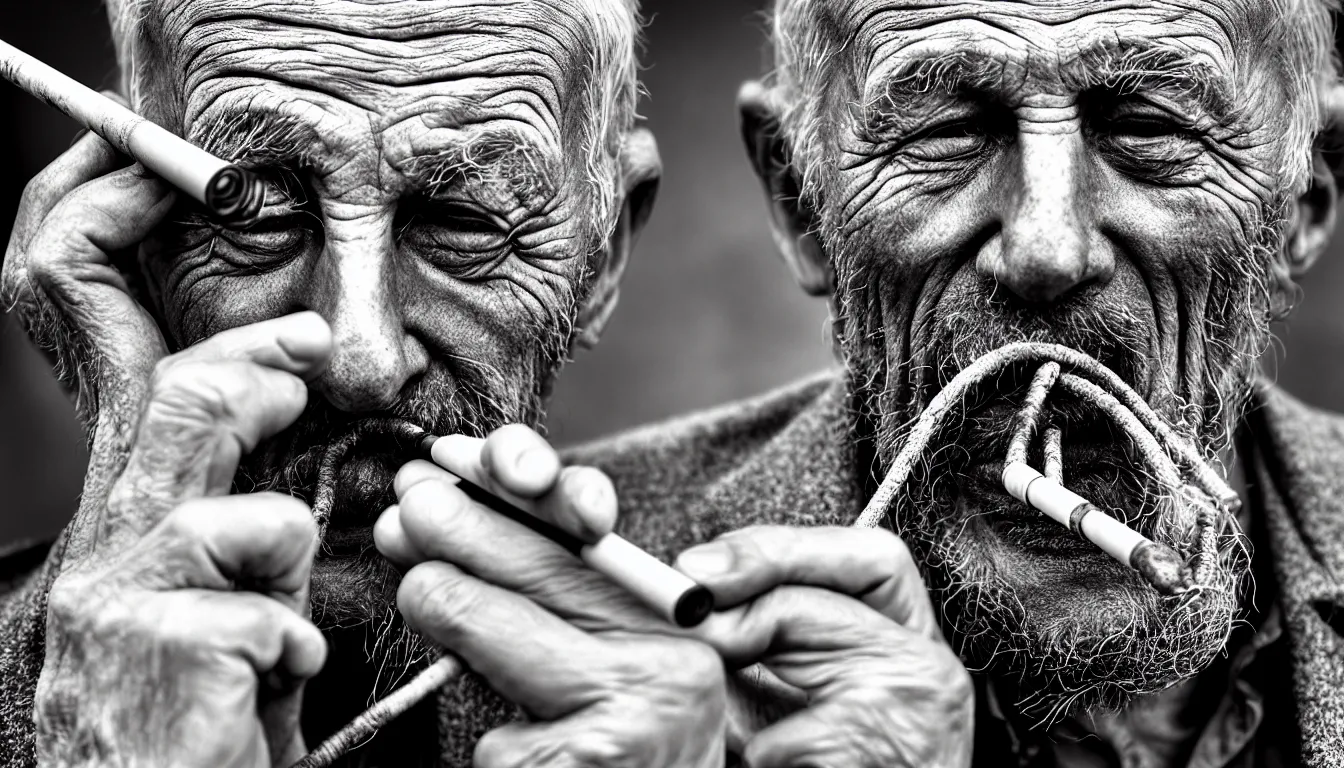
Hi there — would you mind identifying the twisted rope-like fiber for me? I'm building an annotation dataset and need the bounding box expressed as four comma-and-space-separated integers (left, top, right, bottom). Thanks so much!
1005, 362, 1060, 466
1052, 375, 1183, 490
1192, 503, 1221, 586
1042, 424, 1063, 484
854, 345, 1041, 528
290, 656, 463, 768
854, 342, 1234, 529
1054, 374, 1224, 587
1022, 347, 1237, 510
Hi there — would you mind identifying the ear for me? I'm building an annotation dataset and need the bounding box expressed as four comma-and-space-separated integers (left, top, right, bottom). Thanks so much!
573, 127, 661, 349
738, 80, 831, 296
1288, 82, 1344, 277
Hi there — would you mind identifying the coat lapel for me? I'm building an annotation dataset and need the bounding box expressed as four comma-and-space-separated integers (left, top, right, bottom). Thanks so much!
1246, 385, 1344, 767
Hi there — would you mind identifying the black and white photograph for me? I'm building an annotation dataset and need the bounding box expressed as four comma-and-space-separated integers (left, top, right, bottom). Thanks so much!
1, 1, 1343, 766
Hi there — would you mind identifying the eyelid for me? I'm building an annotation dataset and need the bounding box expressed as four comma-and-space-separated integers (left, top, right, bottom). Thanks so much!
428, 199, 512, 231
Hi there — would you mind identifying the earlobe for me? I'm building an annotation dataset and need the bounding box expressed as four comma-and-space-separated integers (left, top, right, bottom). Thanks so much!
738, 80, 831, 296
574, 128, 662, 350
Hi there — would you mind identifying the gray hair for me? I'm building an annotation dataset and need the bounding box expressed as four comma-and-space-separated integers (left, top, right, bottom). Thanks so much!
768, 0, 1342, 202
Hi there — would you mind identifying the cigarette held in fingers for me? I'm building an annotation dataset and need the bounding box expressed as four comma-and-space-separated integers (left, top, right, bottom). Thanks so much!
0, 37, 264, 225
418, 435, 716, 628
1002, 461, 1191, 596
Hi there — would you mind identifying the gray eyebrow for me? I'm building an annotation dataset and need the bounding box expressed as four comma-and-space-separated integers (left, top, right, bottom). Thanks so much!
395, 131, 560, 203
861, 39, 1236, 135
190, 109, 321, 168
1064, 38, 1235, 121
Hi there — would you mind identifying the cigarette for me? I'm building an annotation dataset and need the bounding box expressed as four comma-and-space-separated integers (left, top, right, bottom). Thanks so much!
0, 37, 264, 225
1002, 461, 1190, 596
418, 435, 716, 628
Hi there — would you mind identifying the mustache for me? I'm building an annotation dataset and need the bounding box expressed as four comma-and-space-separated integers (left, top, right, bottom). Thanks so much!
918, 278, 1155, 401
233, 353, 541, 502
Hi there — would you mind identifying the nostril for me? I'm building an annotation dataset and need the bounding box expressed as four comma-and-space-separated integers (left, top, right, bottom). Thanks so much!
994, 262, 1093, 304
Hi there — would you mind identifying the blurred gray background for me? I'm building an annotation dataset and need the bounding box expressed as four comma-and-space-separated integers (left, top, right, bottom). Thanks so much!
2, 1, 1341, 548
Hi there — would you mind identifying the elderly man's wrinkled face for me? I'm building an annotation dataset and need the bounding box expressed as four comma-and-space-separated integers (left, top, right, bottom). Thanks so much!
113, 0, 655, 649
745, 0, 1336, 716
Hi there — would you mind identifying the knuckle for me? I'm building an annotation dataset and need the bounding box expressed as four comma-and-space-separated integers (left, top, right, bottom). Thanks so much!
44, 578, 90, 630
655, 640, 724, 695
19, 172, 51, 211
254, 492, 318, 536
567, 733, 630, 767
399, 479, 456, 528
160, 499, 213, 543
149, 359, 255, 418
398, 564, 474, 634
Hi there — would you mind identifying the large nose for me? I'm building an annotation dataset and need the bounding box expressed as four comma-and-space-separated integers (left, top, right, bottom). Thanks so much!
305, 212, 424, 412
980, 125, 1113, 303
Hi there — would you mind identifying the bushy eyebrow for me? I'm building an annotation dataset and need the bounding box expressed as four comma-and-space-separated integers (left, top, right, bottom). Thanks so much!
861, 39, 1236, 134
192, 109, 558, 205
190, 110, 320, 168
395, 132, 561, 204
1064, 39, 1235, 120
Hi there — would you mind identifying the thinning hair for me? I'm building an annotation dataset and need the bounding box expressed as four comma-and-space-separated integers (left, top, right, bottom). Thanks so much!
768, 0, 1342, 204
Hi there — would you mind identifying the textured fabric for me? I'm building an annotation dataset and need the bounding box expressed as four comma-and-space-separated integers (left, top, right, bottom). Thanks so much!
1, 373, 1341, 767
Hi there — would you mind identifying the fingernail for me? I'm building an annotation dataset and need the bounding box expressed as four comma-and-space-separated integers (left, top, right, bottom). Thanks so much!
280, 312, 332, 362
677, 542, 735, 579
577, 477, 613, 537
515, 447, 553, 478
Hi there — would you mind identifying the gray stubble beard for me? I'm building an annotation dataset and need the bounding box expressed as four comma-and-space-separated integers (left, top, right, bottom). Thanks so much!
824, 202, 1286, 722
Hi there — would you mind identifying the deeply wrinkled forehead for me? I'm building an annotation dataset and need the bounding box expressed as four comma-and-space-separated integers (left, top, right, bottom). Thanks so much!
107, 0, 633, 128
780, 0, 1276, 88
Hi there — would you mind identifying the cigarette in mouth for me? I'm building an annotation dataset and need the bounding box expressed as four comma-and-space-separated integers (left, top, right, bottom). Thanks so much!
418, 435, 716, 628
0, 37, 264, 225
1002, 461, 1190, 595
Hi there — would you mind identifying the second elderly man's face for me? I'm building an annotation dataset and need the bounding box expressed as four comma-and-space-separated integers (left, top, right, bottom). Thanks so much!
746, 0, 1334, 716
116, 0, 654, 642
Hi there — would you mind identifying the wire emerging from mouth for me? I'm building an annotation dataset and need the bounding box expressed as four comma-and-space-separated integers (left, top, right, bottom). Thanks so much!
853, 342, 1238, 596
310, 417, 432, 540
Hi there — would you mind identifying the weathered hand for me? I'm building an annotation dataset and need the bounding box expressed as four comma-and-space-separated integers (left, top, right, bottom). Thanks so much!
376, 426, 727, 768
677, 526, 975, 768
34, 314, 334, 768
1, 138, 337, 767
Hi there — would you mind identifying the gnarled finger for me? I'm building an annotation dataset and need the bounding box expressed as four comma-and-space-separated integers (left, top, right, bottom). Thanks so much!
694, 584, 908, 668
743, 692, 973, 768
404, 449, 616, 545
397, 560, 612, 720
479, 424, 562, 498
393, 474, 657, 631
675, 526, 937, 637
7, 130, 121, 264
117, 492, 318, 607
165, 311, 332, 380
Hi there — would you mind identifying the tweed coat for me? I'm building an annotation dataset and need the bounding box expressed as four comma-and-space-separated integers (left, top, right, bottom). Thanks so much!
1, 372, 1342, 766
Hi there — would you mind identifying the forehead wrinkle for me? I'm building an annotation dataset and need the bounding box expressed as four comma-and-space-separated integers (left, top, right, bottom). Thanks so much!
861, 37, 1236, 127
147, 0, 616, 138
